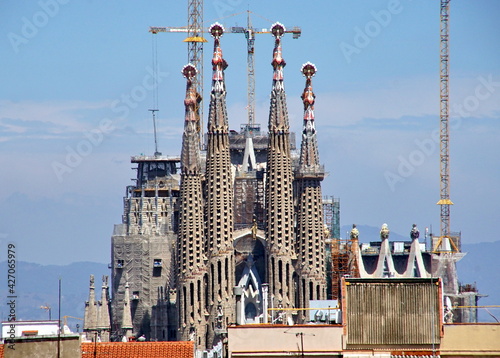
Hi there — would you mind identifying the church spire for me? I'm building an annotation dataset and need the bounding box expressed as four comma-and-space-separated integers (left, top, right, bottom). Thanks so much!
265, 22, 296, 312
294, 63, 326, 316
121, 279, 133, 339
298, 62, 321, 170
205, 22, 235, 346
208, 23, 227, 99
178, 64, 208, 346
271, 24, 285, 85
269, 23, 288, 131
96, 275, 111, 341
180, 64, 202, 175
83, 275, 98, 340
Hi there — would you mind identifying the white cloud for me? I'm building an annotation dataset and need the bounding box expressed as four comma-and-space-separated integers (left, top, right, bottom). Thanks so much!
312, 75, 500, 128
0, 99, 111, 137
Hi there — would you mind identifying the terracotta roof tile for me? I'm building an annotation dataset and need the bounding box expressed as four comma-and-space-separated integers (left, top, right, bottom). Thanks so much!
81, 341, 194, 358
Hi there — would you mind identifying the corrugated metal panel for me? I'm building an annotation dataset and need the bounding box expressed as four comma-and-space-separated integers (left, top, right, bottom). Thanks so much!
345, 278, 441, 345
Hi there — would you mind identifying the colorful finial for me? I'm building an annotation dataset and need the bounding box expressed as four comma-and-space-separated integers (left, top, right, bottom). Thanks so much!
209, 23, 227, 94
271, 22, 286, 38
182, 63, 197, 79
301, 62, 316, 113
271, 23, 286, 86
209, 22, 224, 39
301, 62, 317, 79
182, 64, 199, 124
298, 62, 320, 168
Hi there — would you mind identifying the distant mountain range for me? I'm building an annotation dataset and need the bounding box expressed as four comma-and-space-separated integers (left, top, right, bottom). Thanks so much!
0, 260, 109, 333
1, 227, 498, 332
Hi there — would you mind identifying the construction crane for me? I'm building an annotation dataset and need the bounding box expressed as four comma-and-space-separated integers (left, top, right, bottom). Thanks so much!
229, 11, 301, 129
63, 315, 83, 326
150, 9, 301, 139
435, 0, 458, 253
432, 2, 468, 306
150, 0, 207, 145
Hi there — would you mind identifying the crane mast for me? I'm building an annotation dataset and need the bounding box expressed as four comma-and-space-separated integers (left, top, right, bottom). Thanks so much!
186, 0, 205, 142
150, 1, 206, 146
245, 11, 256, 127
437, 0, 453, 241
230, 12, 301, 130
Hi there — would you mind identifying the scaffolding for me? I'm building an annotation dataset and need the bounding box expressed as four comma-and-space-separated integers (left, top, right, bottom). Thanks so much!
323, 197, 339, 299
330, 239, 349, 300
323, 196, 340, 240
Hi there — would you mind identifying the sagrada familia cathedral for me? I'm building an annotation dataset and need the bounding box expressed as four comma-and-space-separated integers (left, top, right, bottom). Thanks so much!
82, 22, 327, 349
82, 21, 481, 352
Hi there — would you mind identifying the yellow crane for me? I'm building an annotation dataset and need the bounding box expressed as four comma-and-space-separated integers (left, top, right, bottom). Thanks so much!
63, 315, 83, 326
434, 0, 458, 253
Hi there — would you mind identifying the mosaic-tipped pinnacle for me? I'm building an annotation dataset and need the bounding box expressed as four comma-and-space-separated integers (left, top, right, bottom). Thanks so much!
209, 22, 225, 38
271, 22, 286, 38
181, 63, 197, 79
301, 62, 317, 78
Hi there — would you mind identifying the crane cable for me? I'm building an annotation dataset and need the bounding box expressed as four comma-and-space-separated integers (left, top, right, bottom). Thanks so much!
150, 32, 160, 155
151, 32, 159, 111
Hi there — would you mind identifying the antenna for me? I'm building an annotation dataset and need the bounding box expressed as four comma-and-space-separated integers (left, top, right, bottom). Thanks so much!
149, 109, 161, 156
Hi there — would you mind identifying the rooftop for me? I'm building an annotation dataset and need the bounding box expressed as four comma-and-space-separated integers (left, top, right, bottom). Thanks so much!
81, 341, 194, 358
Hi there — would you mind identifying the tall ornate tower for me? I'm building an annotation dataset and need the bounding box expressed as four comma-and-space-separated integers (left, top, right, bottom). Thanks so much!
204, 23, 235, 346
265, 23, 296, 310
177, 64, 208, 346
294, 63, 327, 314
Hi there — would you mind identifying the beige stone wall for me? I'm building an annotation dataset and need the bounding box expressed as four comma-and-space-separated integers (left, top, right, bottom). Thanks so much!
228, 325, 343, 357
440, 323, 500, 356
4, 336, 80, 358
227, 320, 500, 357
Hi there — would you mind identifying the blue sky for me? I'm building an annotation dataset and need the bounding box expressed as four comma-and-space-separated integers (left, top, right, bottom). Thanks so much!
0, 0, 499, 265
